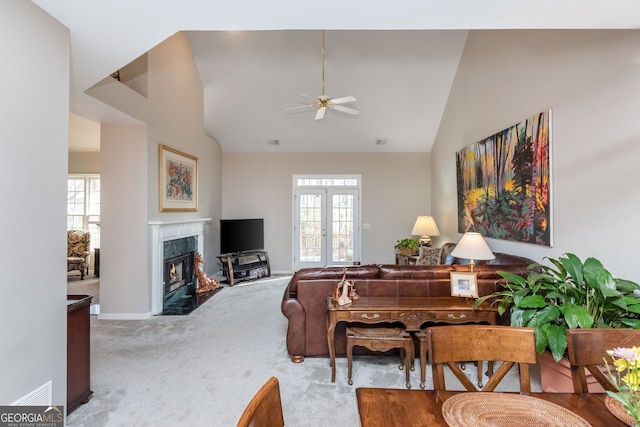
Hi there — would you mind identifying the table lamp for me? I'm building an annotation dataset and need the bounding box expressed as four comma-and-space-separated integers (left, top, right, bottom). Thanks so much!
411, 215, 440, 247
450, 232, 495, 273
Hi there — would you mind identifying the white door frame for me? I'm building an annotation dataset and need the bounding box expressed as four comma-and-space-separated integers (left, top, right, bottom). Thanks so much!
292, 175, 361, 271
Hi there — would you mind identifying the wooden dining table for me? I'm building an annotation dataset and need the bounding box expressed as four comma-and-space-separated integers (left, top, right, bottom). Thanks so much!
356, 388, 628, 426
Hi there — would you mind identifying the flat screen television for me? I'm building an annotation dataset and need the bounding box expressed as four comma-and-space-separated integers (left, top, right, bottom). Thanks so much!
220, 218, 264, 255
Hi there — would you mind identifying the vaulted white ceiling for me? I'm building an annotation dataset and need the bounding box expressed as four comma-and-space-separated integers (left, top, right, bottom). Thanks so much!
32, 0, 640, 152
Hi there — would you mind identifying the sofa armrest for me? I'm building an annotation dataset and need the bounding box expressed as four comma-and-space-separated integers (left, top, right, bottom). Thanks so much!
281, 295, 306, 363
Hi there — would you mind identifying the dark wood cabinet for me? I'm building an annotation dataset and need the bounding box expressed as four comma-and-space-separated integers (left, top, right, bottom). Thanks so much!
67, 295, 93, 415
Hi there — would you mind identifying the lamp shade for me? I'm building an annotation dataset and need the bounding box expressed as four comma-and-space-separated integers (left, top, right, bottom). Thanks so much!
450, 232, 495, 261
411, 215, 440, 237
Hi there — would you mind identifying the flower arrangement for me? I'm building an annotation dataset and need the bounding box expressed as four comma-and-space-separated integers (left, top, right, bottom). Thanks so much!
606, 347, 640, 425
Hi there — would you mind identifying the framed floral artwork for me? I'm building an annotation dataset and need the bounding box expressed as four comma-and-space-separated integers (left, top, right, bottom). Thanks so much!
159, 144, 198, 212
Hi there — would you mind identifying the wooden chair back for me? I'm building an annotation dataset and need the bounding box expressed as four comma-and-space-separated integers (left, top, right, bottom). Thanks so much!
566, 328, 640, 393
427, 325, 536, 393
237, 377, 285, 427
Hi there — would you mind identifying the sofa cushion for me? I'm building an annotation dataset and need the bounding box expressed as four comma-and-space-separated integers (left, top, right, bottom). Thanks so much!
293, 265, 379, 280
416, 247, 443, 265
378, 264, 453, 279
452, 263, 532, 278
285, 265, 380, 295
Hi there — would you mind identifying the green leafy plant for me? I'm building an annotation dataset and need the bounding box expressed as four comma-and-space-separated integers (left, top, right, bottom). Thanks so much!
475, 253, 640, 362
394, 238, 419, 253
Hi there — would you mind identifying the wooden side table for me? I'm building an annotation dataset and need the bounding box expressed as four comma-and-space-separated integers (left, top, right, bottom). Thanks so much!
395, 253, 418, 265
94, 248, 100, 277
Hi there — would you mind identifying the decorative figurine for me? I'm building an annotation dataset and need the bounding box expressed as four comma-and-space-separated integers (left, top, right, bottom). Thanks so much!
333, 268, 358, 306
194, 252, 220, 293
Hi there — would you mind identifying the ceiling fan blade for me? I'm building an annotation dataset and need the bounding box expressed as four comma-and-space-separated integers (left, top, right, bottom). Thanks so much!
315, 107, 327, 120
330, 96, 356, 105
333, 104, 360, 116
284, 104, 314, 113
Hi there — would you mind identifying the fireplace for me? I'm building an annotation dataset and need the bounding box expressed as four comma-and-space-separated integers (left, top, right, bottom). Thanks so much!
149, 219, 211, 315
162, 237, 196, 315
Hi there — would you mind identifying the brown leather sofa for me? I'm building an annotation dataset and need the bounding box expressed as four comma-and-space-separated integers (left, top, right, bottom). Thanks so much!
280, 243, 534, 363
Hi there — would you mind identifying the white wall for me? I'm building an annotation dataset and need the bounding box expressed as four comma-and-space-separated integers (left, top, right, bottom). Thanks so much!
100, 124, 149, 316
432, 30, 640, 281
222, 152, 431, 270
90, 32, 222, 317
68, 152, 100, 173
1, 0, 69, 408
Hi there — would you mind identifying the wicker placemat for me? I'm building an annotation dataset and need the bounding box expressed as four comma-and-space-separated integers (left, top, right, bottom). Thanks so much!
605, 395, 636, 426
441, 393, 592, 427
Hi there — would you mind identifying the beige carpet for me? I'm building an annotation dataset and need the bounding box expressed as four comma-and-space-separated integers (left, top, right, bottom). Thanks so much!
67, 274, 100, 306
65, 276, 540, 426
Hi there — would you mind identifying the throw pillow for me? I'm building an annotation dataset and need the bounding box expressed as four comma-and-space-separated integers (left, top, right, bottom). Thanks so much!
416, 247, 443, 265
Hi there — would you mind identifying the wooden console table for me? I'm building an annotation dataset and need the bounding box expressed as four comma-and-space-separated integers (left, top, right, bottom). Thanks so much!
326, 296, 497, 382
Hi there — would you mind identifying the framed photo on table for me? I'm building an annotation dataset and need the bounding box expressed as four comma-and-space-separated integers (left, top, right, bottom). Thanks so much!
450, 272, 478, 298
159, 144, 198, 212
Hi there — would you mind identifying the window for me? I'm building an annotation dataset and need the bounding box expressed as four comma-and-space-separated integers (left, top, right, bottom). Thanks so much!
296, 177, 358, 187
67, 175, 100, 250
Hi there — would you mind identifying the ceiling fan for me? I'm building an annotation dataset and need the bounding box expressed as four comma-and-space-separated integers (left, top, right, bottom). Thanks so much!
285, 31, 359, 121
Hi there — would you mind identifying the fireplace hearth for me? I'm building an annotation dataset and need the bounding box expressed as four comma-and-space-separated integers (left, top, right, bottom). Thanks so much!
163, 283, 222, 315
161, 235, 221, 315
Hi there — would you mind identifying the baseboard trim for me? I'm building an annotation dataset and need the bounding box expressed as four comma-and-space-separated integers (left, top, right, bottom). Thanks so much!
97, 312, 153, 320
271, 269, 293, 276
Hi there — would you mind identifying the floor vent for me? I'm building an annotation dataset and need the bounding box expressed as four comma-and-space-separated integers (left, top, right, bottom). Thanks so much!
12, 381, 52, 406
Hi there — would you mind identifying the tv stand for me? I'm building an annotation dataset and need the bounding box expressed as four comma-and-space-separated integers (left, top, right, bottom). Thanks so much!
217, 250, 270, 286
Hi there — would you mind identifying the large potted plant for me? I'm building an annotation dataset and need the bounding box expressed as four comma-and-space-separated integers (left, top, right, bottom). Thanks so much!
394, 238, 419, 256
475, 253, 640, 391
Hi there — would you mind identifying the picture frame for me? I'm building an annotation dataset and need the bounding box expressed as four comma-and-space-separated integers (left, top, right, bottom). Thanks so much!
450, 272, 478, 298
158, 144, 198, 212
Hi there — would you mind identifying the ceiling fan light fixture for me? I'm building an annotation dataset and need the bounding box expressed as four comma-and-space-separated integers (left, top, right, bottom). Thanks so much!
285, 30, 359, 121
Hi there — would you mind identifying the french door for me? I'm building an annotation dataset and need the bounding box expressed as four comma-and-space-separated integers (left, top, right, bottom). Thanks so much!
293, 179, 360, 270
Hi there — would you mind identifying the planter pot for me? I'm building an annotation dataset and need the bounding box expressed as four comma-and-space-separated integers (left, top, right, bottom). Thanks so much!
537, 350, 605, 393
399, 248, 416, 256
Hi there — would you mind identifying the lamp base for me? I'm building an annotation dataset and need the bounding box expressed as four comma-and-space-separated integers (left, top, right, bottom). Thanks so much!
418, 236, 432, 247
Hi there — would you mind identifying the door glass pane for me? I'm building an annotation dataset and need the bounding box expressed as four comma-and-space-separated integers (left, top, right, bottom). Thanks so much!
299, 194, 322, 262
331, 194, 354, 262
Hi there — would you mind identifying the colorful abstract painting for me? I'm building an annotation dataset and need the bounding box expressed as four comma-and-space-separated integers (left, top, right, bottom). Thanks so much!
456, 110, 552, 246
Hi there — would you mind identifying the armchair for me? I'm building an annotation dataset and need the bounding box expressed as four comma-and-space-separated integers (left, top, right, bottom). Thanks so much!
67, 229, 90, 280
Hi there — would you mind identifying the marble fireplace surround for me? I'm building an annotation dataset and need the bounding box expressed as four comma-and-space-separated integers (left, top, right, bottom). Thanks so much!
149, 218, 210, 315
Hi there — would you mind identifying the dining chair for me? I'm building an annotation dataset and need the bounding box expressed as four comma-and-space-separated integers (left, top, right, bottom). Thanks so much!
566, 328, 640, 393
426, 325, 536, 393
237, 376, 285, 427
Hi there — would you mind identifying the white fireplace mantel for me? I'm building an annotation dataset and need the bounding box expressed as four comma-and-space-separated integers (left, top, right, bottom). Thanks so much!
149, 218, 211, 315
